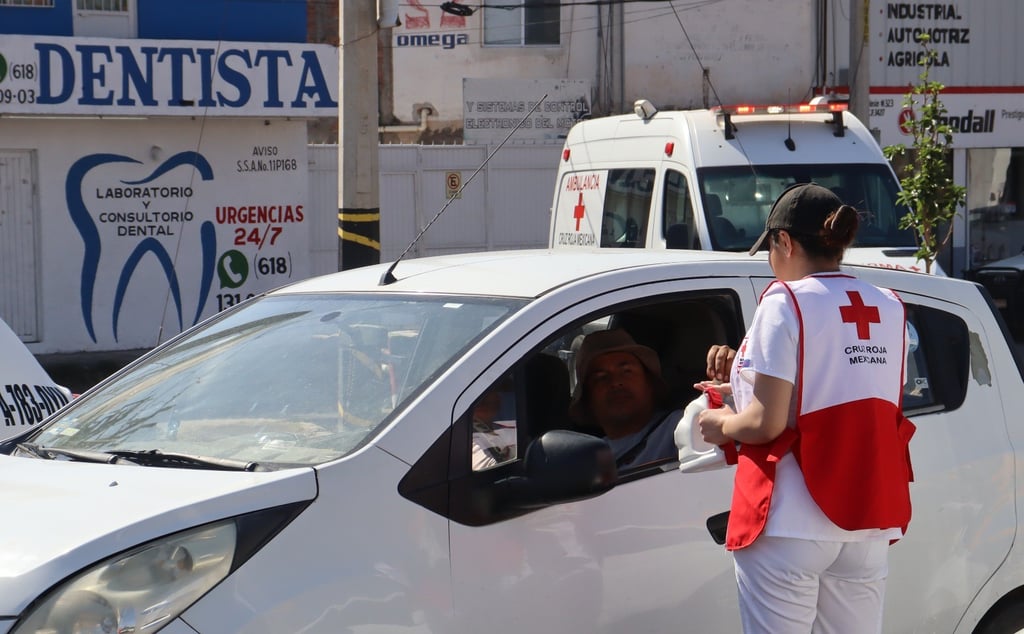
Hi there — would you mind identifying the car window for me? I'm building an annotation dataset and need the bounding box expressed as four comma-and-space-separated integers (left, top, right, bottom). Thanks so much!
902, 303, 969, 415
457, 290, 744, 479
25, 293, 526, 469
468, 373, 518, 471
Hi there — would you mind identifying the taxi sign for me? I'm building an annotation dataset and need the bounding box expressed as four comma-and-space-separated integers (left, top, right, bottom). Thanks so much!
0, 318, 71, 438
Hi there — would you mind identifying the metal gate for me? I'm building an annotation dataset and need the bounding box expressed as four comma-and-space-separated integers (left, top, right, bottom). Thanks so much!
0, 150, 39, 341
309, 144, 560, 263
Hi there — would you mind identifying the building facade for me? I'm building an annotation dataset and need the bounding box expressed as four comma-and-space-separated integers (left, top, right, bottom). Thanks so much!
381, 0, 824, 143
867, 1, 1024, 279
0, 0, 339, 354
384, 0, 1023, 280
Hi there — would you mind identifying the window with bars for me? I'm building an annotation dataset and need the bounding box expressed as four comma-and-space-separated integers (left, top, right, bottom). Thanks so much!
76, 0, 128, 11
0, 0, 55, 7
483, 0, 559, 46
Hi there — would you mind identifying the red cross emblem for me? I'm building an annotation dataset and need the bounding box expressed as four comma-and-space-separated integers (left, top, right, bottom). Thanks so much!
573, 192, 586, 231
839, 290, 880, 340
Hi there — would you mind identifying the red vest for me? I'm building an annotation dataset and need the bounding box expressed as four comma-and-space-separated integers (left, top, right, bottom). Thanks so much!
726, 275, 916, 551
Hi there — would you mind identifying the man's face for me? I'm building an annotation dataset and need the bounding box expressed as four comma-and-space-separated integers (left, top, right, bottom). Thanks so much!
584, 351, 656, 438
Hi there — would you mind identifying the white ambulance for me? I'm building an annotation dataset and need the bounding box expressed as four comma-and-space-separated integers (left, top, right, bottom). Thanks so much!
549, 99, 937, 273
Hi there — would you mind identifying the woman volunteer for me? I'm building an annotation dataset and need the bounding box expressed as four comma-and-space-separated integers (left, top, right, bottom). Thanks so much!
696, 183, 916, 633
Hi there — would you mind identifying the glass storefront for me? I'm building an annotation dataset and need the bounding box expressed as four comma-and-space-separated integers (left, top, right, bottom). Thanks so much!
968, 148, 1024, 269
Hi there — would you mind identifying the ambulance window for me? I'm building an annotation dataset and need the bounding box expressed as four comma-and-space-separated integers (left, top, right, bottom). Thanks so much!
697, 164, 917, 251
663, 170, 699, 249
601, 169, 654, 248
902, 304, 969, 414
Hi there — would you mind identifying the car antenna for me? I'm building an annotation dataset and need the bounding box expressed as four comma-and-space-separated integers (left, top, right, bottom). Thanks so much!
784, 89, 796, 151
379, 94, 548, 286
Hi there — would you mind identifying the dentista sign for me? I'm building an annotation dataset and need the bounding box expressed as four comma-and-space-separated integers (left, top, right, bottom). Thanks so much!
0, 35, 338, 116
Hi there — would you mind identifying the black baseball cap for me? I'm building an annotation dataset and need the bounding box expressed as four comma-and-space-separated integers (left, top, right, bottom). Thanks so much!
748, 182, 843, 255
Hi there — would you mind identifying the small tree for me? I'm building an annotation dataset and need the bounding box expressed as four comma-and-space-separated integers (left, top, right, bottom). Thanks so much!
882, 34, 966, 274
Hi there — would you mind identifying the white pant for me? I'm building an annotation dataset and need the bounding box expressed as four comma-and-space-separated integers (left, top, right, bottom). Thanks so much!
732, 536, 889, 634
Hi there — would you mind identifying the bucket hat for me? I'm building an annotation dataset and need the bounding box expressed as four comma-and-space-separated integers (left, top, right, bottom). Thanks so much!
569, 329, 665, 420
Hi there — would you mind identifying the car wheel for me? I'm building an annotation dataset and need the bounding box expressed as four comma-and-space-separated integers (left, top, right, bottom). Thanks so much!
976, 602, 1024, 634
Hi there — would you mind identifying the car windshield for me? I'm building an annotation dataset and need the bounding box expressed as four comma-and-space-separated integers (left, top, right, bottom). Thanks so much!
24, 293, 525, 469
698, 164, 916, 251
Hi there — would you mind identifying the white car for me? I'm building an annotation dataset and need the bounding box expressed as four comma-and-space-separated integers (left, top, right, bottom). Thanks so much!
0, 317, 72, 441
0, 249, 1021, 634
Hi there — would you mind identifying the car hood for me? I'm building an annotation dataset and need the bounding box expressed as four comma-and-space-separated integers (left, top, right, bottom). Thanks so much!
0, 455, 317, 616
976, 252, 1024, 271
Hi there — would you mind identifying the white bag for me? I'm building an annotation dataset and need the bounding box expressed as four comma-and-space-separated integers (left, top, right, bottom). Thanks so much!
674, 389, 732, 473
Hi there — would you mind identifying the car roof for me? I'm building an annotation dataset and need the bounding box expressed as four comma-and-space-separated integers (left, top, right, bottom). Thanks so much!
278, 249, 755, 297
275, 248, 970, 300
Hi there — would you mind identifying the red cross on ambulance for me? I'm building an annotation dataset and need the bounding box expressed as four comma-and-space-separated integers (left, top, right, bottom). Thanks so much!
839, 290, 881, 340
573, 193, 586, 231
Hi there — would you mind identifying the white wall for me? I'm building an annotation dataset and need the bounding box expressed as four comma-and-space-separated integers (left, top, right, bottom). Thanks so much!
308, 144, 559, 263
387, 0, 817, 129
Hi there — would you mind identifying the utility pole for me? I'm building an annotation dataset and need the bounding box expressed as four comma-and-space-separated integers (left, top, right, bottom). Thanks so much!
338, 2, 381, 270
849, 0, 871, 130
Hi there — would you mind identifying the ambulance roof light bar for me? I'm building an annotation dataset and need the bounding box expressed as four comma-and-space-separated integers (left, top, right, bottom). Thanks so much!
712, 101, 848, 139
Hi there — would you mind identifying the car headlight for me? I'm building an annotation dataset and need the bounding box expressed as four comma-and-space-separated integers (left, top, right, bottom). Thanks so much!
13, 520, 236, 634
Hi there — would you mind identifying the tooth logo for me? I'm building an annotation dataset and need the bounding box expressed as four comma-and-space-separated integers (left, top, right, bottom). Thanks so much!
66, 152, 217, 343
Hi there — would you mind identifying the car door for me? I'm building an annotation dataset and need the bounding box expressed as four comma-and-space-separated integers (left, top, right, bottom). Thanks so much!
439, 276, 759, 633
880, 290, 1015, 632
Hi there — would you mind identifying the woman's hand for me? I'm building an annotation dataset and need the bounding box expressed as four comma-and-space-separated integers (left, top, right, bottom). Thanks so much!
706, 345, 736, 382
697, 404, 735, 446
693, 380, 732, 396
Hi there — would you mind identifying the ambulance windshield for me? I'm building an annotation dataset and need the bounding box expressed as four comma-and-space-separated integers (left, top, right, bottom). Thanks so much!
697, 164, 916, 251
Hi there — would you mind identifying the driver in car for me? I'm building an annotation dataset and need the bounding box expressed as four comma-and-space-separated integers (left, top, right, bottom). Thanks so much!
569, 329, 681, 469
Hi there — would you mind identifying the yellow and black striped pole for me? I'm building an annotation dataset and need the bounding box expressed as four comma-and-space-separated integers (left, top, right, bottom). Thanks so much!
338, 2, 381, 270
338, 209, 381, 269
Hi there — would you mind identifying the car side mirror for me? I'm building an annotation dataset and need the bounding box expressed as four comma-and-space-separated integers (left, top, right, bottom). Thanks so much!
497, 430, 617, 509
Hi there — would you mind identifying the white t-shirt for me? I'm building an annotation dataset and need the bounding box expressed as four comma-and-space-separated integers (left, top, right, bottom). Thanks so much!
732, 284, 901, 542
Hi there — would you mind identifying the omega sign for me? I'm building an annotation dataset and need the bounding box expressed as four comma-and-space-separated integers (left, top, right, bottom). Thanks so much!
0, 35, 339, 116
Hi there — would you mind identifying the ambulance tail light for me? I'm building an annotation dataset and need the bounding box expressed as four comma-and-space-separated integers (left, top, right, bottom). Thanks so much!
562, 148, 570, 162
